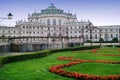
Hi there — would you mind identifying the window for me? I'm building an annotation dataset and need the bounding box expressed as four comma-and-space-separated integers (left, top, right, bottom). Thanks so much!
41, 27, 43, 30
29, 31, 31, 34
47, 19, 50, 25
105, 29, 107, 32
82, 26, 84, 28
105, 33, 109, 41
26, 26, 28, 29
59, 19, 61, 25
95, 35, 97, 39
59, 33, 62, 37
47, 33, 50, 37
86, 26, 88, 28
86, 35, 88, 39
29, 26, 31, 29
59, 27, 61, 30
95, 30, 97, 32
23, 26, 25, 29
54, 27, 56, 30
37, 26, 39, 29
53, 33, 56, 37
111, 34, 113, 38
79, 26, 81, 29
33, 26, 35, 29
48, 27, 50, 30
53, 19, 56, 25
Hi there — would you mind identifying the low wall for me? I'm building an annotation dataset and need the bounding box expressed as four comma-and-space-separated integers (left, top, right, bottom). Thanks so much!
84, 43, 120, 46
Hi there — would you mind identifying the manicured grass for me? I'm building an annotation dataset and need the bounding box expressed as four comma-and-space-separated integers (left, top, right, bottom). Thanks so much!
0, 47, 120, 80
64, 62, 120, 76
97, 47, 120, 54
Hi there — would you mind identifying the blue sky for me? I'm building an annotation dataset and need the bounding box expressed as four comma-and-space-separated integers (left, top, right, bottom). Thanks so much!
0, 0, 120, 26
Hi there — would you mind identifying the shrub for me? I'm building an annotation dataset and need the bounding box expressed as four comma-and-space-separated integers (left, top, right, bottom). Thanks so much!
115, 45, 120, 47
0, 50, 51, 65
112, 38, 118, 43
99, 38, 104, 42
50, 46, 100, 53
0, 46, 100, 67
106, 45, 120, 47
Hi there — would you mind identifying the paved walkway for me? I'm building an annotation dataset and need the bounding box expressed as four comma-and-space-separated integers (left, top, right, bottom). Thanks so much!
0, 52, 31, 56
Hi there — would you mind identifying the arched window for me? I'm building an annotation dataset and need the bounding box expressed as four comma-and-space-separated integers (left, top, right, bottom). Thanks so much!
47, 19, 50, 25
59, 19, 61, 25
105, 33, 109, 41
53, 19, 56, 25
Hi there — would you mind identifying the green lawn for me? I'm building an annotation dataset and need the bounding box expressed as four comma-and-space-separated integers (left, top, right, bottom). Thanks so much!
0, 47, 120, 80
64, 62, 120, 76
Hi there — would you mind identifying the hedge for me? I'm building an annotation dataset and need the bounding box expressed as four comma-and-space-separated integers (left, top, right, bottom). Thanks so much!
50, 46, 100, 53
0, 45, 100, 67
0, 50, 51, 65
105, 45, 120, 47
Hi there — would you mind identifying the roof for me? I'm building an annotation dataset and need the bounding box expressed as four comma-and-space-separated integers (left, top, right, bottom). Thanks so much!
31, 4, 75, 17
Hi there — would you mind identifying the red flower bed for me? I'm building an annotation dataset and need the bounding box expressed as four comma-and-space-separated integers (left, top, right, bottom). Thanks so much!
91, 49, 97, 53
118, 48, 120, 51
49, 56, 120, 80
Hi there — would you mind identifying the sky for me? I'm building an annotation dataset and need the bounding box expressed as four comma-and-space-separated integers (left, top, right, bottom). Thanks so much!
0, 0, 120, 26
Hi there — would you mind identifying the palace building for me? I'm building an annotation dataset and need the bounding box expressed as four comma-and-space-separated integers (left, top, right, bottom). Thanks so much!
0, 4, 120, 52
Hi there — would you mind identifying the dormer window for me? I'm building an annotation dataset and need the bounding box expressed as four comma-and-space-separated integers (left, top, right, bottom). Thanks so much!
53, 19, 56, 25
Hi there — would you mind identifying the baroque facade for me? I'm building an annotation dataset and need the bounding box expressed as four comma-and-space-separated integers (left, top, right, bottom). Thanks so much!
0, 4, 120, 52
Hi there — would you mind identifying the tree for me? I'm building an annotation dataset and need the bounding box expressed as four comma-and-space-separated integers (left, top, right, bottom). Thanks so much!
86, 40, 92, 43
99, 38, 104, 42
112, 38, 118, 43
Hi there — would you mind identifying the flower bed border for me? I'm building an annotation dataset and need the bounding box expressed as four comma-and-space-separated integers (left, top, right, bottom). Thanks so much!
49, 56, 120, 80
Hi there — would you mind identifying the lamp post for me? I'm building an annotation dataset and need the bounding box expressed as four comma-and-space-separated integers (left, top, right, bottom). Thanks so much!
0, 13, 13, 56
99, 29, 102, 47
81, 28, 84, 46
0, 13, 13, 20
119, 28, 120, 45
52, 38, 55, 49
47, 33, 50, 50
